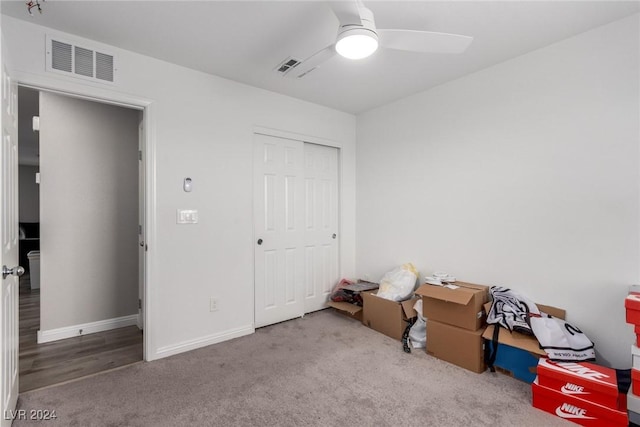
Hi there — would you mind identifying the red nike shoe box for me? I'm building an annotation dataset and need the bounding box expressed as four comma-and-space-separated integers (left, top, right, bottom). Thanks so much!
625, 294, 640, 325
536, 359, 620, 409
532, 379, 628, 426
632, 369, 640, 397
636, 325, 640, 347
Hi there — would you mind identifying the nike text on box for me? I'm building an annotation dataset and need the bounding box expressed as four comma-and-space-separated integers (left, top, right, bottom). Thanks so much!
532, 378, 628, 427
536, 359, 621, 409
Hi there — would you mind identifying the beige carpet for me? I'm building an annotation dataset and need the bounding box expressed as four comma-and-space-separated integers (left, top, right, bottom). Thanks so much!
14, 310, 569, 426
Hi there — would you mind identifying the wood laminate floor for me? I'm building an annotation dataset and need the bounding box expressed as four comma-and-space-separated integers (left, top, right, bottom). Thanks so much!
19, 274, 143, 392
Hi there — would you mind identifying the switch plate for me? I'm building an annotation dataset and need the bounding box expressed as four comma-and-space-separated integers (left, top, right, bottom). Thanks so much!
177, 209, 198, 224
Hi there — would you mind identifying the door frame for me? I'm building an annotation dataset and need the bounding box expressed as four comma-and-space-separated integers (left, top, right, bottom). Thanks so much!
251, 125, 343, 325
13, 72, 157, 361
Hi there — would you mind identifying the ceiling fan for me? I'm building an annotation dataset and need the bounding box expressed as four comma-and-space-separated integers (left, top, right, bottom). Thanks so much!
285, 0, 473, 79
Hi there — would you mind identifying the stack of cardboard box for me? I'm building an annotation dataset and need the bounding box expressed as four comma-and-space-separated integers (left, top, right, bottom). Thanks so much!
532, 358, 628, 426
415, 282, 489, 373
625, 290, 640, 423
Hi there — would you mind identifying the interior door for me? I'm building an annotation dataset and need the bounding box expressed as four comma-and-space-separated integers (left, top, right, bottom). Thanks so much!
253, 134, 305, 328
303, 143, 339, 313
1, 65, 20, 425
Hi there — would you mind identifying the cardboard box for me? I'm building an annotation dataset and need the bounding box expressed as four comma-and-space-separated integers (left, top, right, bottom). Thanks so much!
327, 300, 364, 321
327, 285, 378, 322
532, 378, 628, 426
484, 340, 539, 383
361, 292, 418, 340
537, 358, 620, 409
426, 320, 485, 373
635, 325, 640, 347
482, 302, 565, 381
626, 294, 640, 325
415, 282, 489, 331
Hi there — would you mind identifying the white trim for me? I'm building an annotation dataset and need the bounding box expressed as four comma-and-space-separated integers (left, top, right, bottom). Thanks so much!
14, 71, 146, 109
253, 125, 342, 149
142, 102, 157, 361
155, 325, 254, 359
37, 314, 138, 344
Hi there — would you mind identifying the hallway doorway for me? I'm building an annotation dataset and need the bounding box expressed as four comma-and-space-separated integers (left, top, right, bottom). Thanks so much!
17, 87, 144, 391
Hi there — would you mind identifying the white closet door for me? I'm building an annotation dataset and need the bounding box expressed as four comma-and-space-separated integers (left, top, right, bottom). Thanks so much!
303, 143, 339, 313
253, 134, 305, 328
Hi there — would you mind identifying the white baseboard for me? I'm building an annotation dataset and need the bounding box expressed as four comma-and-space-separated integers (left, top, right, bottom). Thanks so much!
153, 325, 254, 359
37, 314, 139, 344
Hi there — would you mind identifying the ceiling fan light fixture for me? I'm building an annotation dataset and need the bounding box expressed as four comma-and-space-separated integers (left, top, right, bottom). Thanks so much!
335, 28, 378, 60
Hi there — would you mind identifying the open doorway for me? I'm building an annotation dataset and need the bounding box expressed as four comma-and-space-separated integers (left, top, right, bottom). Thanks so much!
17, 87, 143, 392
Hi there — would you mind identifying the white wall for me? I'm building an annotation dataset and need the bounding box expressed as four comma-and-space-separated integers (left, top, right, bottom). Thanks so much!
18, 166, 38, 223
357, 15, 639, 368
39, 92, 139, 331
0, 16, 356, 360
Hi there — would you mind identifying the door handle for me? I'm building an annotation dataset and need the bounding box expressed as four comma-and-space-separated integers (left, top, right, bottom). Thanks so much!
332, 233, 337, 239
2, 265, 25, 279
257, 239, 263, 245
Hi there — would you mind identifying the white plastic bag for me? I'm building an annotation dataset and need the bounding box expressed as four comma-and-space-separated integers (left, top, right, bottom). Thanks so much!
376, 263, 418, 302
409, 299, 427, 349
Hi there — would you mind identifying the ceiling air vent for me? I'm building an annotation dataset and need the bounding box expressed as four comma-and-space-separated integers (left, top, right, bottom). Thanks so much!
275, 57, 301, 75
46, 35, 116, 84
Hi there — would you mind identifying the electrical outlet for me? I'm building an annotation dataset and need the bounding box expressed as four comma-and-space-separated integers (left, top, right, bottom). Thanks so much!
210, 298, 218, 312
363, 274, 370, 281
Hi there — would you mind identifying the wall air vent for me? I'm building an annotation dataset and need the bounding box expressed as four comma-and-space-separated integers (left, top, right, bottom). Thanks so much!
275, 57, 301, 75
46, 35, 116, 84
51, 40, 72, 73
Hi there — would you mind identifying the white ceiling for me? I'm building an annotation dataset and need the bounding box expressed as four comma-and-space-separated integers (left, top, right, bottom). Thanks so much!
2, 1, 639, 114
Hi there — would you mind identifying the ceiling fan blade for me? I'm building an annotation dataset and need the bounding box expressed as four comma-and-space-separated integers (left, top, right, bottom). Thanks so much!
286, 45, 337, 79
327, 0, 363, 26
377, 29, 473, 54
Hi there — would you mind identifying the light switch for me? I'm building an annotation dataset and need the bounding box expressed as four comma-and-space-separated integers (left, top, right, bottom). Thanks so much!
177, 209, 198, 224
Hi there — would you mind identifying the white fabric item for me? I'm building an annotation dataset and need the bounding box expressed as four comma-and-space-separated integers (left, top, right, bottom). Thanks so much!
486, 286, 539, 334
529, 315, 596, 361
409, 299, 426, 349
